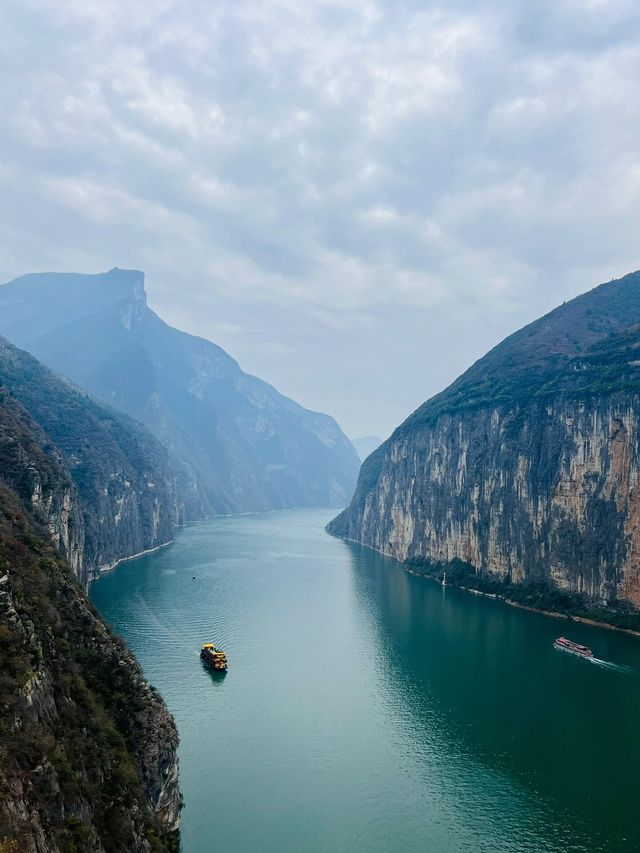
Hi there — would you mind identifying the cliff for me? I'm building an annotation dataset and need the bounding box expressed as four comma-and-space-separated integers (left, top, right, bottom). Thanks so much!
0, 338, 183, 582
0, 387, 84, 580
0, 268, 360, 518
0, 409, 180, 851
330, 271, 640, 619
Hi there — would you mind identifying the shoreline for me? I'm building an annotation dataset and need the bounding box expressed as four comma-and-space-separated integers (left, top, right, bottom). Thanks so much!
90, 539, 175, 581
90, 507, 340, 584
411, 567, 640, 639
334, 533, 640, 640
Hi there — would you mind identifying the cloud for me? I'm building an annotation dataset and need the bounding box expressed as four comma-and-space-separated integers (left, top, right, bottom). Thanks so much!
1, 0, 640, 436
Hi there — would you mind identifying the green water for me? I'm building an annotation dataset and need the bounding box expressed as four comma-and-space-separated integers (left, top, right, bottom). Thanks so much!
90, 509, 640, 853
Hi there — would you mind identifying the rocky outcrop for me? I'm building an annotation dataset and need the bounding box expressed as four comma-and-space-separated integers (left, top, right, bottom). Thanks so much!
0, 337, 183, 582
0, 298, 183, 850
0, 268, 360, 518
0, 387, 84, 579
330, 271, 640, 613
0, 457, 180, 850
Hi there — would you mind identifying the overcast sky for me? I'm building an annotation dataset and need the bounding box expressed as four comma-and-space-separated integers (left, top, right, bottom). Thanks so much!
1, 0, 640, 438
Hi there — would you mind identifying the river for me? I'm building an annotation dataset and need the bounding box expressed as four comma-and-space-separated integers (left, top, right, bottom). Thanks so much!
90, 508, 640, 853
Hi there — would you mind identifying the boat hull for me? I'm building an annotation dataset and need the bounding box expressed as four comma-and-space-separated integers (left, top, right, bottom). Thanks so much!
553, 641, 592, 659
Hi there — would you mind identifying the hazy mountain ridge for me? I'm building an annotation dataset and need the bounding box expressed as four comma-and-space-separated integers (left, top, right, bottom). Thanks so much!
0, 268, 360, 518
403, 270, 640, 429
0, 399, 180, 851
0, 336, 182, 582
330, 271, 640, 621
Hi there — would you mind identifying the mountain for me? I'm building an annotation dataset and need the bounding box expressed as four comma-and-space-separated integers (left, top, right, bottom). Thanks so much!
0, 268, 360, 518
0, 336, 182, 582
351, 436, 383, 462
0, 380, 85, 579
329, 270, 640, 624
0, 390, 180, 851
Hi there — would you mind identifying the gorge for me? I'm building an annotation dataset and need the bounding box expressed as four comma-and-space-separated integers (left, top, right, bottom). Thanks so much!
330, 271, 640, 627
89, 507, 640, 853
0, 336, 182, 585
0, 268, 360, 519
0, 382, 180, 851
0, 264, 364, 851
6, 266, 640, 851
0, 262, 366, 850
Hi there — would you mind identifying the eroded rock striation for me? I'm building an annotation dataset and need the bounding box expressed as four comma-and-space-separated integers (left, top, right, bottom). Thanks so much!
0, 386, 84, 580
0, 398, 180, 851
0, 337, 182, 582
330, 271, 640, 614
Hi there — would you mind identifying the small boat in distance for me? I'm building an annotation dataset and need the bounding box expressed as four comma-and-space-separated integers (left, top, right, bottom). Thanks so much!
554, 637, 593, 659
201, 643, 228, 671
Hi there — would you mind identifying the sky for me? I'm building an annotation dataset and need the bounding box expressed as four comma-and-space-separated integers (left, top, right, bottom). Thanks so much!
1, 0, 640, 439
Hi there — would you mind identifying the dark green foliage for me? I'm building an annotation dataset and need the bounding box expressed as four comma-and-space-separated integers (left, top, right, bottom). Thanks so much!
0, 337, 181, 577
331, 270, 640, 610
407, 557, 640, 632
0, 392, 180, 849
0, 482, 179, 851
0, 300, 180, 850
0, 384, 77, 531
398, 269, 640, 434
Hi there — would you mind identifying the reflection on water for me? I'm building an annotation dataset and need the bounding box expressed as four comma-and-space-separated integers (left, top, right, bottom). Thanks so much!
91, 509, 640, 853
348, 544, 640, 851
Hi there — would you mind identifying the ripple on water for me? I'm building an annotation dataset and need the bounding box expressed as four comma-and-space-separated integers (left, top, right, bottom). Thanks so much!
91, 509, 640, 853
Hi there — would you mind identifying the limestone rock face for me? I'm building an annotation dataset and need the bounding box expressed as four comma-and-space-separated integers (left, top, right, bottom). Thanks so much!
0, 337, 183, 582
0, 389, 85, 579
0, 447, 180, 850
336, 397, 640, 606
0, 297, 182, 850
330, 271, 640, 610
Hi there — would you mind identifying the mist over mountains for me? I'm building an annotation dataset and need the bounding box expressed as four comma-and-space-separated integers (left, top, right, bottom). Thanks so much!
0, 268, 360, 518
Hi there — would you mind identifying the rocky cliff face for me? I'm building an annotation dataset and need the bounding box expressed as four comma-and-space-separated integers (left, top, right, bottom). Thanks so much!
330, 271, 640, 612
0, 416, 180, 851
0, 388, 84, 579
0, 268, 360, 518
0, 337, 183, 582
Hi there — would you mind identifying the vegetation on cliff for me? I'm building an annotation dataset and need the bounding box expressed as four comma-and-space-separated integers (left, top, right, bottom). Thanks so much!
330, 270, 640, 621
406, 557, 640, 633
403, 270, 640, 430
0, 337, 182, 581
0, 408, 180, 850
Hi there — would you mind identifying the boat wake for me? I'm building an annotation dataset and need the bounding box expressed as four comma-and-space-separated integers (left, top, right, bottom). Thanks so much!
135, 592, 195, 655
589, 657, 636, 676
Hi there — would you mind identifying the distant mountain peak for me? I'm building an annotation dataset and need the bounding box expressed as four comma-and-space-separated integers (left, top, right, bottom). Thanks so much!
107, 266, 143, 276
0, 268, 360, 517
104, 267, 147, 302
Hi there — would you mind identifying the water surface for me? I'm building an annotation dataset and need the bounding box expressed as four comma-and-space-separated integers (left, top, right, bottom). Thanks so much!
91, 509, 640, 852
